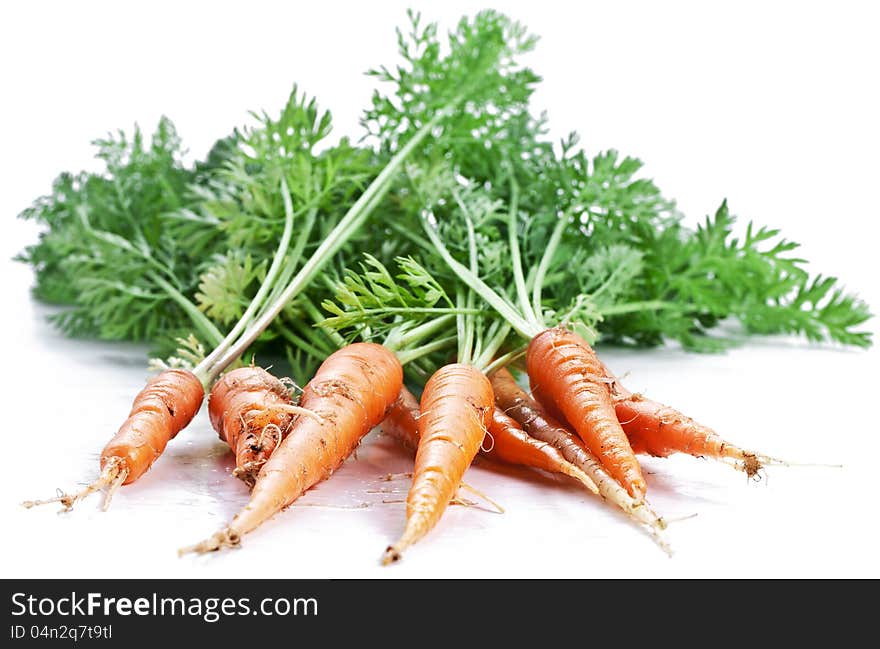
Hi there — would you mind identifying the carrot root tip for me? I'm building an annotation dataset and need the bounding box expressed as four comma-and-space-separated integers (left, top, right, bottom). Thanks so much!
21, 458, 127, 512
741, 453, 763, 478
231, 464, 261, 488
381, 546, 403, 566
178, 528, 241, 557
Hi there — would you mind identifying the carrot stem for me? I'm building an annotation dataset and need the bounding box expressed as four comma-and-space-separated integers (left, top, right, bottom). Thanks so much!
196, 180, 295, 380
506, 178, 538, 324
530, 213, 566, 326
206, 106, 453, 379
422, 219, 537, 339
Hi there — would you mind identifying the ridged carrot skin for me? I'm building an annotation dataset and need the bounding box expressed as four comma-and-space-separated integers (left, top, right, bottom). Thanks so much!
380, 386, 421, 451
182, 344, 403, 554
526, 328, 646, 502
24, 368, 205, 511
492, 368, 590, 472
103, 368, 205, 484
486, 408, 597, 493
383, 364, 493, 564
380, 386, 597, 493
604, 366, 764, 477
208, 367, 295, 486
490, 366, 668, 547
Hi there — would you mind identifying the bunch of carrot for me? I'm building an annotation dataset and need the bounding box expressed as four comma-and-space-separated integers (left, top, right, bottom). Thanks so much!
20, 10, 870, 565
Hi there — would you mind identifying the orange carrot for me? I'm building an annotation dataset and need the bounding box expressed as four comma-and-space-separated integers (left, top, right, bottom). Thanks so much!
493, 368, 590, 472
380, 386, 422, 451
490, 367, 668, 550
381, 387, 597, 493
23, 369, 204, 511
208, 366, 304, 486
382, 364, 493, 564
526, 327, 646, 502
485, 408, 597, 493
602, 363, 775, 477
180, 343, 403, 554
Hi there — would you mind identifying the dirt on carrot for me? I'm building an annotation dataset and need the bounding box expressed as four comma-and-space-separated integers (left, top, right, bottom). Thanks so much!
485, 407, 598, 494
490, 366, 669, 552
526, 327, 647, 502
382, 364, 493, 565
23, 369, 204, 511
382, 385, 598, 493
602, 363, 775, 478
208, 366, 305, 486
180, 343, 403, 555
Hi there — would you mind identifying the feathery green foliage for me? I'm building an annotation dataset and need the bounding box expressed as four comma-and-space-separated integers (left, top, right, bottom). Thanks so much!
16, 9, 871, 368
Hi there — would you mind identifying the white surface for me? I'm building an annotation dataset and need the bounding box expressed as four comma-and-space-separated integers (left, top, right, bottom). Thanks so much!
2, 1, 879, 579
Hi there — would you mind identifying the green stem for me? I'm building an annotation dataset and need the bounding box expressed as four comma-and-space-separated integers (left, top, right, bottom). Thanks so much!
461, 212, 480, 365
289, 316, 336, 357
483, 344, 527, 376
599, 300, 678, 316
455, 288, 471, 365
423, 220, 538, 340
539, 271, 567, 288
205, 107, 452, 383
148, 272, 224, 352
472, 322, 512, 371
389, 313, 457, 352
531, 214, 567, 329
396, 336, 457, 366
387, 220, 434, 253
195, 177, 295, 378
507, 179, 537, 325
301, 295, 347, 349
264, 206, 317, 310
279, 328, 333, 364
325, 306, 481, 320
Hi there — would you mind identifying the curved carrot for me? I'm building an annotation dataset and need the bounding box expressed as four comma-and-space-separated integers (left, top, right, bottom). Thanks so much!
602, 364, 775, 477
526, 328, 646, 502
208, 367, 299, 486
485, 408, 598, 494
382, 364, 493, 564
181, 343, 403, 554
381, 386, 597, 493
24, 369, 204, 511
494, 368, 594, 476
490, 367, 668, 551
380, 386, 421, 451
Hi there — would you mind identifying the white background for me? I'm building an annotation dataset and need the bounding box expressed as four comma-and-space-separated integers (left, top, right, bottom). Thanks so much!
1, 1, 878, 578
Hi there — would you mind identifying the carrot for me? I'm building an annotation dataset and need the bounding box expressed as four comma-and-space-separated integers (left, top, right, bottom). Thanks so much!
485, 408, 598, 493
381, 386, 598, 494
23, 369, 204, 511
601, 363, 780, 478
490, 367, 669, 551
380, 386, 422, 451
382, 364, 493, 564
526, 327, 647, 502
180, 343, 403, 554
208, 366, 321, 486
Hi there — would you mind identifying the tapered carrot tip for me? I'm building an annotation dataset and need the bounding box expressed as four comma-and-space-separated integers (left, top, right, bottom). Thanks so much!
21, 457, 129, 513
178, 528, 241, 557
381, 545, 404, 566
741, 453, 762, 478
231, 462, 263, 488
729, 450, 841, 479
626, 498, 672, 556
